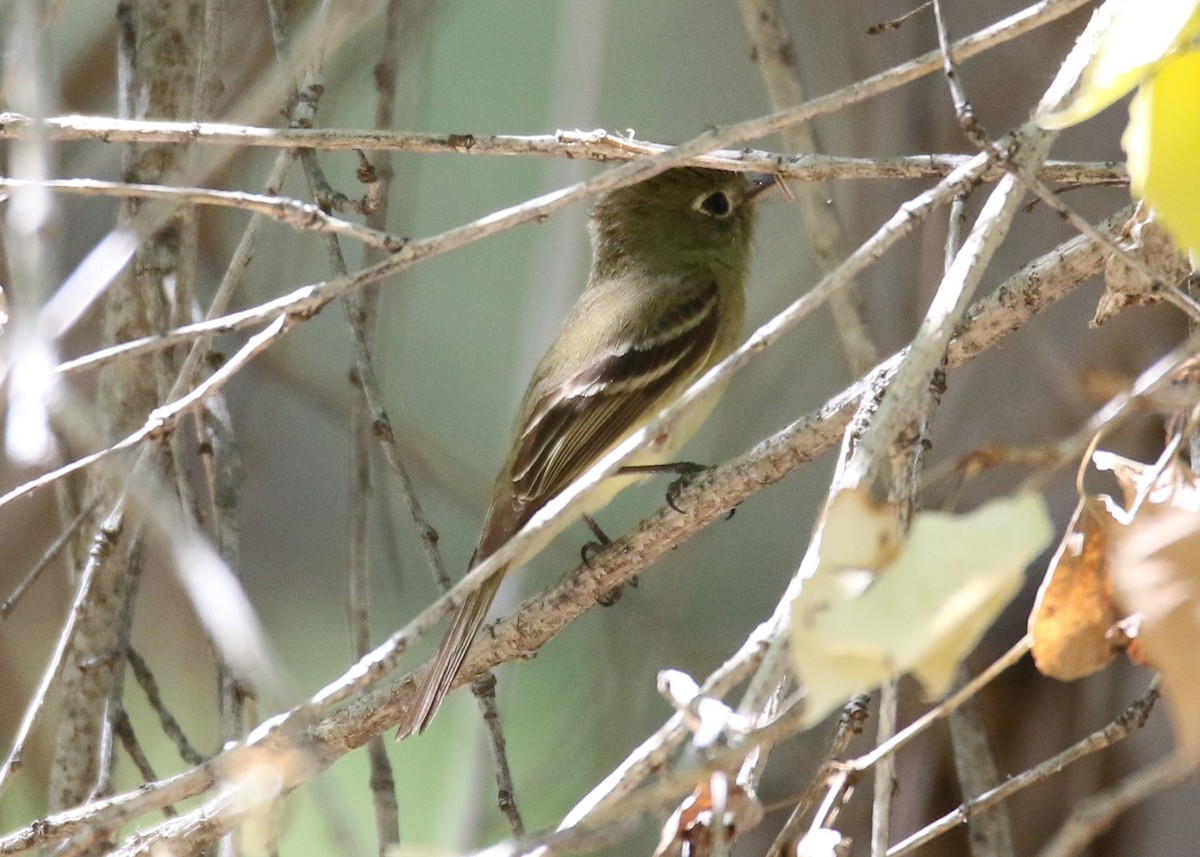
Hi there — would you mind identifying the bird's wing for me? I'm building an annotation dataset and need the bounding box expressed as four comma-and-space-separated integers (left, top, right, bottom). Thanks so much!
510, 277, 721, 513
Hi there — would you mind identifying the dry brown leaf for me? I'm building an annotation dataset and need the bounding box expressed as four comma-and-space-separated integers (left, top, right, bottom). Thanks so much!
1030, 495, 1126, 680
1094, 449, 1200, 513
652, 775, 763, 857
1095, 207, 1193, 327
1110, 507, 1200, 758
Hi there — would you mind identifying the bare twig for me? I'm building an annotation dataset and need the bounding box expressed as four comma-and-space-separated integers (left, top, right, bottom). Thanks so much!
1, 315, 290, 511
0, 123, 1122, 185
472, 673, 525, 835
842, 127, 1053, 490
942, 175, 1016, 857
110, 706, 175, 814
0, 500, 97, 619
871, 680, 900, 857
347, 149, 405, 854
0, 177, 405, 249
848, 637, 1032, 775
891, 682, 1161, 855
766, 696, 871, 857
350, 381, 401, 851
933, 0, 992, 151
0, 510, 124, 795
126, 649, 207, 766
1035, 755, 1196, 857
868, 2, 932, 35
946, 665, 1015, 857
737, 0, 879, 374
273, 3, 405, 850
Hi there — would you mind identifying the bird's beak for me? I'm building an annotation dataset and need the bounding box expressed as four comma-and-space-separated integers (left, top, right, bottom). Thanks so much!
745, 171, 780, 201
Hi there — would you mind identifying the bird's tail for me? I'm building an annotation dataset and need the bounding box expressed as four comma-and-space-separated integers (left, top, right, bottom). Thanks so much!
395, 572, 504, 739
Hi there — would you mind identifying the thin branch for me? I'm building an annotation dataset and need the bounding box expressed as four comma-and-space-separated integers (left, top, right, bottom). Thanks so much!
472, 673, 525, 835
0, 510, 125, 795
272, 4, 406, 851
933, 0, 992, 151
126, 649, 207, 766
1, 315, 290, 510
867, 2, 933, 35
1035, 755, 1196, 857
350, 378, 401, 851
0, 124, 1122, 185
110, 706, 178, 817
766, 696, 871, 857
847, 637, 1031, 775
871, 681, 900, 857
890, 682, 1161, 856
941, 176, 1016, 857
0, 499, 97, 619
945, 665, 1015, 857
737, 0, 879, 374
842, 128, 1054, 489
0, 177, 405, 250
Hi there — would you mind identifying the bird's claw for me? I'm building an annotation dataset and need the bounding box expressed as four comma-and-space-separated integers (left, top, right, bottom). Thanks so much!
595, 574, 639, 607
666, 463, 709, 512
581, 540, 606, 567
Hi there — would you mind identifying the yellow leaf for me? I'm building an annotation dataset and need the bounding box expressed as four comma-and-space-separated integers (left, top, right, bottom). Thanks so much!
791, 491, 1053, 726
1038, 0, 1200, 129
1123, 48, 1200, 256
790, 489, 902, 640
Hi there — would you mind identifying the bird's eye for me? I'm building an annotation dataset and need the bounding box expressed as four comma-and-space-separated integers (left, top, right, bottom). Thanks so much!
695, 191, 731, 218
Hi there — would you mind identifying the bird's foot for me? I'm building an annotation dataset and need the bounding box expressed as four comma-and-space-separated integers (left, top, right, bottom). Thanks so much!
618, 461, 709, 512
664, 462, 708, 512
580, 514, 612, 567
581, 514, 640, 606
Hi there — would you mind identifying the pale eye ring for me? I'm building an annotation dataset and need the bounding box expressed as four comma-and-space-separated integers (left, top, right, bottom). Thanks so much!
695, 190, 732, 218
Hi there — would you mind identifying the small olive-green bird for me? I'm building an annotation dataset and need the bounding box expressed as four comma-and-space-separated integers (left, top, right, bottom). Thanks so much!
398, 167, 773, 737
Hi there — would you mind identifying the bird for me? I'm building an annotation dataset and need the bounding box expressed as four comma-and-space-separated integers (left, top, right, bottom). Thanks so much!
397, 167, 774, 738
